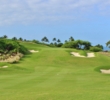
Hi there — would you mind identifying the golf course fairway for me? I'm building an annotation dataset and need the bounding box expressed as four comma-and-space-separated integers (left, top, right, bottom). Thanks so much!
0, 42, 110, 100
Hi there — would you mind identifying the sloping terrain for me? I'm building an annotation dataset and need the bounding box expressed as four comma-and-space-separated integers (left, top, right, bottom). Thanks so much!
0, 42, 110, 100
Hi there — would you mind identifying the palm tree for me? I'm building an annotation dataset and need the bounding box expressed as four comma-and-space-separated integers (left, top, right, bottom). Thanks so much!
12, 37, 17, 40
41, 36, 49, 43
54, 42, 57, 46
65, 40, 68, 43
50, 42, 53, 45
83, 41, 91, 50
41, 37, 45, 43
45, 38, 49, 43
95, 44, 103, 49
57, 39, 61, 43
106, 40, 110, 48
3, 35, 8, 39
69, 36, 74, 41
19, 37, 23, 41
24, 39, 27, 41
53, 38, 56, 42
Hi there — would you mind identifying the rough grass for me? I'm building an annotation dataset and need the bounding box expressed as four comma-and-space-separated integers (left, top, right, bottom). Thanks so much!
78, 50, 87, 56
0, 43, 110, 100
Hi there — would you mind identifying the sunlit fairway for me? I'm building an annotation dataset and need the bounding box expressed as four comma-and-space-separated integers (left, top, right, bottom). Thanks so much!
0, 42, 110, 100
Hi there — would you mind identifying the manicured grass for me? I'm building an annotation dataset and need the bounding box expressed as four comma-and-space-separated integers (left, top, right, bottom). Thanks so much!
0, 43, 110, 100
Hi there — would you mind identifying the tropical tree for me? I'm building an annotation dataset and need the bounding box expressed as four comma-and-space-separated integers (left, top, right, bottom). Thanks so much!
62, 41, 78, 48
95, 44, 103, 50
54, 42, 57, 46
50, 42, 53, 45
45, 37, 49, 43
75, 40, 83, 49
41, 37, 49, 43
53, 38, 56, 42
57, 39, 61, 43
12, 37, 17, 40
62, 40, 91, 50
19, 37, 23, 41
65, 40, 68, 43
24, 39, 27, 41
32, 39, 39, 44
69, 36, 74, 41
106, 40, 110, 48
3, 35, 8, 39
83, 41, 91, 50
41, 38, 45, 43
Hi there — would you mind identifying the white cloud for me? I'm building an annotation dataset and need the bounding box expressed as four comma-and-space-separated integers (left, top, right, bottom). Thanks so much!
0, 0, 109, 25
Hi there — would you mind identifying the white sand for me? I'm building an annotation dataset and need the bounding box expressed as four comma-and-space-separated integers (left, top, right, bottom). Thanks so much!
87, 53, 95, 57
29, 50, 39, 53
71, 52, 95, 58
100, 69, 110, 74
0, 66, 8, 68
71, 52, 85, 57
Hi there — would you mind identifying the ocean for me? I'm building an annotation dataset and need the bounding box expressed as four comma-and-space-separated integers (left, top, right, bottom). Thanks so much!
103, 47, 110, 51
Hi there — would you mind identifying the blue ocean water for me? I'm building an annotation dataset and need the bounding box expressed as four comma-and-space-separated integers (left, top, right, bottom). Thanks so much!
103, 47, 110, 51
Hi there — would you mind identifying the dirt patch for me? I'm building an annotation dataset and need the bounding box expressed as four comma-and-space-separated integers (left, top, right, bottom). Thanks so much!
0, 53, 23, 63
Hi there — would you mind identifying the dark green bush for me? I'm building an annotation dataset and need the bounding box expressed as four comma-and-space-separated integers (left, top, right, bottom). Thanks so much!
57, 43, 63, 47
62, 40, 91, 50
90, 47, 102, 52
0, 39, 29, 54
19, 45, 30, 54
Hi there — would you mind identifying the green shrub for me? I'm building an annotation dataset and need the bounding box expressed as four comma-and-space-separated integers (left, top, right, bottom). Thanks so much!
0, 39, 29, 54
62, 40, 91, 50
90, 47, 102, 52
62, 41, 78, 48
19, 45, 30, 54
0, 39, 29, 63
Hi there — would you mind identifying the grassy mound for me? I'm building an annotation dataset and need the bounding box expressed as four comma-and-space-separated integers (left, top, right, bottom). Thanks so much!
95, 66, 110, 73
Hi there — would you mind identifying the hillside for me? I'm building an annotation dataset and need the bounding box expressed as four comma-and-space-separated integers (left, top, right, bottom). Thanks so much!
0, 42, 110, 100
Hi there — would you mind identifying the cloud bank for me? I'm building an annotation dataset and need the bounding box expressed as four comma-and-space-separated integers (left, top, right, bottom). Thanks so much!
0, 0, 109, 25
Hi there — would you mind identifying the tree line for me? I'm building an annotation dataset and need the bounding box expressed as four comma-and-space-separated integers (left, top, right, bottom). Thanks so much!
1, 35, 110, 52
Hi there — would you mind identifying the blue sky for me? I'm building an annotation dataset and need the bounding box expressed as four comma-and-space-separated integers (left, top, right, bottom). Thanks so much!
0, 0, 110, 46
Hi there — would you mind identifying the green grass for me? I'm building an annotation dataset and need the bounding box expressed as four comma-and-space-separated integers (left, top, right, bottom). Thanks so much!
0, 42, 110, 100
78, 50, 87, 56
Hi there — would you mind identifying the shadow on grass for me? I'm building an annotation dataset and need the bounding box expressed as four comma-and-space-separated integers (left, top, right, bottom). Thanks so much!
18, 54, 32, 61
65, 50, 74, 55
0, 65, 33, 74
95, 66, 110, 73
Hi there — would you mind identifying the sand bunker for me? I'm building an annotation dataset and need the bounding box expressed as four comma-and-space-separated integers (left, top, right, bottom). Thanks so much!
87, 53, 95, 57
100, 69, 110, 74
71, 52, 95, 58
0, 66, 8, 68
71, 52, 85, 57
29, 50, 39, 53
